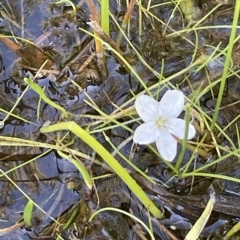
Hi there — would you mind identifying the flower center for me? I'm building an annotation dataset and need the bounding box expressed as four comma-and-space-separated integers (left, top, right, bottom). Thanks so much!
155, 117, 167, 129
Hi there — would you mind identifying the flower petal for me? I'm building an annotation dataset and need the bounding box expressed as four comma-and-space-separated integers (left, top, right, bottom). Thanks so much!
133, 122, 160, 144
158, 90, 185, 118
156, 129, 177, 162
167, 118, 196, 139
135, 95, 159, 122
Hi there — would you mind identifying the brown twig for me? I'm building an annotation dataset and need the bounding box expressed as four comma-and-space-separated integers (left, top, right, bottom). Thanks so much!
158, 223, 180, 240
116, 0, 136, 45
84, 0, 103, 55
87, 21, 131, 71
0, 34, 54, 69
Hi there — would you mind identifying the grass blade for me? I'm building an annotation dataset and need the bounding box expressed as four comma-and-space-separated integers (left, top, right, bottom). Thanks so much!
40, 121, 163, 218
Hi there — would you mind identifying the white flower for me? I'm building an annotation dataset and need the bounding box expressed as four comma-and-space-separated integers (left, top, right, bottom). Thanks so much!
133, 90, 196, 162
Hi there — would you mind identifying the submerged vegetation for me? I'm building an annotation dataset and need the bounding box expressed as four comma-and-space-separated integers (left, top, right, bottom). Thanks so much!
0, 0, 240, 239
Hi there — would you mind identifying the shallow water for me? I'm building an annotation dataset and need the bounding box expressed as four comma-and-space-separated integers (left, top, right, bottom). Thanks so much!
0, 0, 240, 239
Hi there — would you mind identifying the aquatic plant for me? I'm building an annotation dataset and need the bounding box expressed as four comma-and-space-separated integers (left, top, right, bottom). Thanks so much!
133, 90, 196, 161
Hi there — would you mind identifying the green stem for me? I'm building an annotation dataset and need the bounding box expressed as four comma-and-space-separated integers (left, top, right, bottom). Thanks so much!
183, 172, 240, 184
175, 103, 191, 171
211, 0, 240, 130
101, 0, 109, 36
40, 121, 163, 218
24, 77, 68, 118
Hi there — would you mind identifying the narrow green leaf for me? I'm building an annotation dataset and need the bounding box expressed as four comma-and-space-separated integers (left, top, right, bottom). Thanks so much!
24, 77, 68, 118
101, 0, 109, 36
211, 0, 240, 130
184, 192, 215, 240
57, 150, 93, 189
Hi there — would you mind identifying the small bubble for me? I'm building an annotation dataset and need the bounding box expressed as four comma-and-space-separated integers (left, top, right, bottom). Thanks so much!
170, 225, 177, 230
